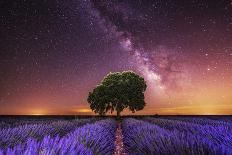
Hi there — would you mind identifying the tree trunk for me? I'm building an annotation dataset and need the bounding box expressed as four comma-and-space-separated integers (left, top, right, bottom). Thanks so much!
116, 111, 121, 120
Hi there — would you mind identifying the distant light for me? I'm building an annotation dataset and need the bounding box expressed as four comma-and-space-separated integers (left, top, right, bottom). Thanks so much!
31, 113, 44, 116
78, 109, 92, 113
30, 109, 46, 115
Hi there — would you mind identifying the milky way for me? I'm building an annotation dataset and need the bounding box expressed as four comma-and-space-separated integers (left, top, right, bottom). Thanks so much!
82, 0, 201, 102
0, 0, 231, 114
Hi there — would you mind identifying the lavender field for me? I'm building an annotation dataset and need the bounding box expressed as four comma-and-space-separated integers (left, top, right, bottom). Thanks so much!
0, 116, 231, 155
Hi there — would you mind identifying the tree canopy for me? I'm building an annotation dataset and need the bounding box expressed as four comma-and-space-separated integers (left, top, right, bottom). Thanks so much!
87, 71, 147, 118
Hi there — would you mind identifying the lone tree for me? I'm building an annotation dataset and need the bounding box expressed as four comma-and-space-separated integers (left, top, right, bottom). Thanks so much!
87, 71, 147, 118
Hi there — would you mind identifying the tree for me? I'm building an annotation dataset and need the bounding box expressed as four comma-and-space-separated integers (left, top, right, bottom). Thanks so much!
87, 71, 147, 118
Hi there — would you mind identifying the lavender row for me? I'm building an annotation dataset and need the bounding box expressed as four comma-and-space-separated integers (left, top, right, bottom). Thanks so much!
162, 117, 232, 127
0, 119, 56, 129
144, 117, 232, 148
0, 119, 116, 155
0, 117, 80, 129
0, 118, 95, 149
122, 118, 232, 155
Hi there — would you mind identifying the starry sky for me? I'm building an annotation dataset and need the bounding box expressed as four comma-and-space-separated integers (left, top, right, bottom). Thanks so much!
0, 0, 232, 115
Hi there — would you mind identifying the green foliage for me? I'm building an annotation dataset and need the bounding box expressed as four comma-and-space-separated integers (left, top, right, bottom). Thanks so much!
87, 71, 147, 117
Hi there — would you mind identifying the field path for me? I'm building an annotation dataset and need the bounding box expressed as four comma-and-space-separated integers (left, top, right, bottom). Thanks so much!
114, 122, 127, 155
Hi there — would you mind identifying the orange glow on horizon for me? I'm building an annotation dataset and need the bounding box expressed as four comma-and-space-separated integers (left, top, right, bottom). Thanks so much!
25, 103, 232, 115
76, 108, 92, 113
29, 109, 47, 115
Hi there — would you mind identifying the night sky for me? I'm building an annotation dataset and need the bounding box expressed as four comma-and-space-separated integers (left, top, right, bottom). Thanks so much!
0, 0, 232, 115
